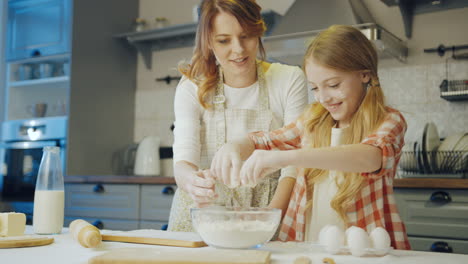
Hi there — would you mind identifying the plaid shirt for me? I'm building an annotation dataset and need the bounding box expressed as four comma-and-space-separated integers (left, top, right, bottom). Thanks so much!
249, 107, 411, 250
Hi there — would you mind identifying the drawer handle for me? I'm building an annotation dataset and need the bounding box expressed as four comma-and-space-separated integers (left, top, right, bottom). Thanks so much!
430, 241, 453, 253
162, 186, 174, 195
93, 184, 105, 193
92, 220, 104, 230
161, 224, 168, 231
31, 49, 41, 57
430, 191, 452, 203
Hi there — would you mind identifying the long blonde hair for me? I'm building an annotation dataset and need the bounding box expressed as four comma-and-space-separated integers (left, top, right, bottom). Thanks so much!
179, 0, 266, 109
301, 25, 388, 222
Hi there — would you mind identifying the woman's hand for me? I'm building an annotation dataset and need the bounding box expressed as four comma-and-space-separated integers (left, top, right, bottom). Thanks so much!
176, 165, 217, 207
210, 143, 243, 188
240, 150, 284, 186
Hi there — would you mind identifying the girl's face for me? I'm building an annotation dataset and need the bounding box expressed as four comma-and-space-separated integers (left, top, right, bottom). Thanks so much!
210, 12, 259, 84
305, 58, 370, 128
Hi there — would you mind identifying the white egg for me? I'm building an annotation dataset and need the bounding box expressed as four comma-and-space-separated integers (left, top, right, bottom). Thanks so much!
322, 225, 345, 254
318, 224, 332, 245
370, 227, 391, 255
346, 226, 370, 257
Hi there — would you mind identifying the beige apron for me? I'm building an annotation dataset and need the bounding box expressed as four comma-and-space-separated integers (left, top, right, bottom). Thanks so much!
168, 63, 279, 232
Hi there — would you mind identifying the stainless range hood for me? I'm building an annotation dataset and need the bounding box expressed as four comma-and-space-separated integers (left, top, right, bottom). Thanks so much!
262, 0, 408, 65
263, 23, 408, 65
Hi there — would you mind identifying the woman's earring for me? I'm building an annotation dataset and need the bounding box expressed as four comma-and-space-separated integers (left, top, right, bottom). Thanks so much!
366, 83, 371, 92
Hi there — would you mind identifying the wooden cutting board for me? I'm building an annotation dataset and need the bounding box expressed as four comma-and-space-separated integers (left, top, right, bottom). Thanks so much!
88, 248, 271, 264
0, 235, 54, 248
101, 229, 207, 248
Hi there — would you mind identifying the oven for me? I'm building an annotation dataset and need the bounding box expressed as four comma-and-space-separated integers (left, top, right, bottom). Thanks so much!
0, 117, 67, 221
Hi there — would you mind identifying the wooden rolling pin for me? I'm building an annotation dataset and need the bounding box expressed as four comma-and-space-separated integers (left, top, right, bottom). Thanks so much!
69, 219, 102, 248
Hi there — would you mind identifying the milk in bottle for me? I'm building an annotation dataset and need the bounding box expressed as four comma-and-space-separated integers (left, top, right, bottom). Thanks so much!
33, 146, 64, 234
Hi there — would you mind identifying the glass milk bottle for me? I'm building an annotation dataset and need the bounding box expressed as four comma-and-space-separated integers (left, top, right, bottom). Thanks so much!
33, 146, 65, 234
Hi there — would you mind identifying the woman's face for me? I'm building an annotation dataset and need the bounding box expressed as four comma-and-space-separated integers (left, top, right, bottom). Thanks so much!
305, 58, 370, 128
210, 11, 259, 84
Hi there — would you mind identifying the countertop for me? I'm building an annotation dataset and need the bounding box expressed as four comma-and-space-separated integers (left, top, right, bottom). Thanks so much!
393, 178, 468, 189
64, 175, 468, 189
4, 226, 468, 264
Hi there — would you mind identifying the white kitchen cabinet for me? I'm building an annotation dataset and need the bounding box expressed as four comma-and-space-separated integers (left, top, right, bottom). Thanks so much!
65, 183, 176, 231
140, 185, 176, 222
4, 54, 70, 121
7, 0, 71, 61
65, 183, 140, 220
2, 0, 138, 177
395, 188, 468, 254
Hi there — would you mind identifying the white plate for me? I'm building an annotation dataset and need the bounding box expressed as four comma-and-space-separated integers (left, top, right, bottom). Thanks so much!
422, 122, 440, 173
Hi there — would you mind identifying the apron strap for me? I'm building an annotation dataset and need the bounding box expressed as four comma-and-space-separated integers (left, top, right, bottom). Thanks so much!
214, 60, 269, 149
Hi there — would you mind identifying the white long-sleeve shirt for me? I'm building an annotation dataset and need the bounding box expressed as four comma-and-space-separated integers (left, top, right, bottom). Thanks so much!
173, 63, 308, 179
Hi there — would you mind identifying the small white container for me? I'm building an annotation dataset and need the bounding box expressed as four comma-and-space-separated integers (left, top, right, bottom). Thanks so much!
134, 136, 160, 176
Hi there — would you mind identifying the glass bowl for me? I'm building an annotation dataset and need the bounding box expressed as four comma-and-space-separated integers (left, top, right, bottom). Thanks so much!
191, 206, 281, 249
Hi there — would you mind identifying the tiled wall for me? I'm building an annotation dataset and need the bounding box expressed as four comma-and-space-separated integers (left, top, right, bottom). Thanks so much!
379, 60, 468, 143
135, 50, 468, 147
134, 47, 193, 147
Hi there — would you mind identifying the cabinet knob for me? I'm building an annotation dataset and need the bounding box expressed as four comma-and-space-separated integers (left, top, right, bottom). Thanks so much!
161, 224, 168, 231
93, 184, 105, 193
430, 241, 453, 253
430, 191, 452, 204
162, 186, 174, 195
31, 49, 41, 57
92, 220, 104, 230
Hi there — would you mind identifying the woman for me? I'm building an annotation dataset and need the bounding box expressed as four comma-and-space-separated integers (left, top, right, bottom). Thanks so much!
210, 25, 411, 249
168, 0, 308, 231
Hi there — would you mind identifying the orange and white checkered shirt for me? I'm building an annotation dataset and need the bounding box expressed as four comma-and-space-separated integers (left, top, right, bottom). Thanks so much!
248, 107, 411, 250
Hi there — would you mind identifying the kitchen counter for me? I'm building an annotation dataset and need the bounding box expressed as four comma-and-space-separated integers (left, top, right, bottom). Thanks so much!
4, 226, 468, 264
65, 175, 468, 189
64, 175, 176, 185
394, 178, 468, 189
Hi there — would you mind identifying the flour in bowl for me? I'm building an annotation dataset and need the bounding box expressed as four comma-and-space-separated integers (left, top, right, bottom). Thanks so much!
196, 219, 278, 248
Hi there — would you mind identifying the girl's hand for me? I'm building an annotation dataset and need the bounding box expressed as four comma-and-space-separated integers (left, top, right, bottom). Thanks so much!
240, 150, 282, 186
210, 143, 243, 188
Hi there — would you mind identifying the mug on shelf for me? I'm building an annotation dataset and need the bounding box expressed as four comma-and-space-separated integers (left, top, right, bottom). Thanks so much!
54, 61, 70, 77
17, 64, 34, 81
27, 103, 48, 118
34, 62, 55, 79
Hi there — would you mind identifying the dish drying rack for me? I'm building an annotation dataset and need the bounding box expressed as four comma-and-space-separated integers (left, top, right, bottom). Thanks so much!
439, 79, 468, 101
398, 150, 468, 178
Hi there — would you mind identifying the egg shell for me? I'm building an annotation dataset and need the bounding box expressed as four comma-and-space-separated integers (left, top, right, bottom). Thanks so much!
346, 226, 370, 257
318, 224, 333, 245
323, 225, 345, 254
370, 227, 391, 255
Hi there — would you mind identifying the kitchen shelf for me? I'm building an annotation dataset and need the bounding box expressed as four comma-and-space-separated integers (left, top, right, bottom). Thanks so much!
381, 0, 468, 38
114, 10, 281, 69
8, 76, 69, 87
441, 90, 468, 101
439, 79, 468, 101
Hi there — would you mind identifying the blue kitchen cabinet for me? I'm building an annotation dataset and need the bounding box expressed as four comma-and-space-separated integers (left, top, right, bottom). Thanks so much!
7, 0, 71, 61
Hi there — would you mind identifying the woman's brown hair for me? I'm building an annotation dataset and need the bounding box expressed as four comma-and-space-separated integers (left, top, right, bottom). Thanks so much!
179, 0, 266, 109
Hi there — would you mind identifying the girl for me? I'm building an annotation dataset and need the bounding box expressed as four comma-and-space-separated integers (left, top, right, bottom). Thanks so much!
210, 24, 411, 249
168, 0, 308, 232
